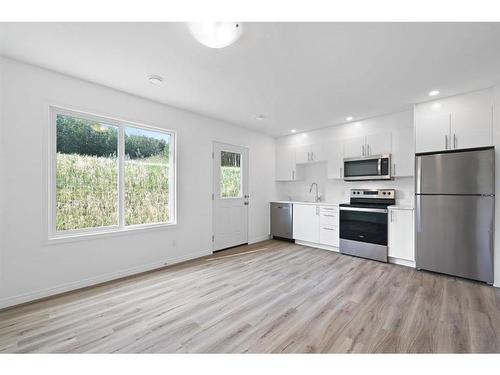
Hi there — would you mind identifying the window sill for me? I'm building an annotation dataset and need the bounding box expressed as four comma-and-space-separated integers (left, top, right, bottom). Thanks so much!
44, 222, 177, 245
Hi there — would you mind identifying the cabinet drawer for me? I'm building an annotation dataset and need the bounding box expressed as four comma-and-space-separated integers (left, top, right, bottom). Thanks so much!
319, 225, 339, 247
319, 207, 338, 225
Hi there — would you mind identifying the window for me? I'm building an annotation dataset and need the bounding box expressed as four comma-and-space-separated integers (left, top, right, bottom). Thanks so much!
220, 151, 242, 198
50, 107, 176, 237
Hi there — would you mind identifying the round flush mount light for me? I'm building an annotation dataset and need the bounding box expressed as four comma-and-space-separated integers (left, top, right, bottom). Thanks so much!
148, 74, 164, 86
188, 22, 243, 49
256, 114, 265, 121
291, 129, 297, 133
345, 116, 353, 121
428, 90, 440, 97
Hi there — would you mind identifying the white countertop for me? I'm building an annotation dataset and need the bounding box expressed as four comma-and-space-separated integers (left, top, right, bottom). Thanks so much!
271, 201, 342, 206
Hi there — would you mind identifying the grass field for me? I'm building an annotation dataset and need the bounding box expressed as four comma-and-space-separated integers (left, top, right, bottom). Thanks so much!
56, 153, 241, 231
56, 153, 169, 231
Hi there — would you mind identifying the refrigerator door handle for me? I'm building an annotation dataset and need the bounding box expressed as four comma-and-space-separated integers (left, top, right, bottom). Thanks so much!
416, 195, 422, 233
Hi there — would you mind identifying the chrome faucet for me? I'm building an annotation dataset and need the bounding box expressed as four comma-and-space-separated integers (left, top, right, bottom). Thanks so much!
309, 182, 321, 202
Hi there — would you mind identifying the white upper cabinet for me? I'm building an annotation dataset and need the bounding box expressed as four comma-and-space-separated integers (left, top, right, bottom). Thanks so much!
296, 143, 326, 164
365, 132, 391, 156
326, 140, 344, 179
293, 204, 319, 243
415, 112, 450, 153
344, 133, 392, 158
451, 106, 493, 150
343, 136, 366, 158
415, 89, 494, 154
391, 128, 414, 177
275, 144, 299, 181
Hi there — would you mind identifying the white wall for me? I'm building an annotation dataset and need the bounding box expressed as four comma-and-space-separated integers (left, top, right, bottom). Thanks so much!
494, 86, 500, 287
0, 58, 275, 308
275, 110, 414, 205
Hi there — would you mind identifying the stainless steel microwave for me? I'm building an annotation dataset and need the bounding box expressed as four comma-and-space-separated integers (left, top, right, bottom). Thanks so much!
343, 154, 392, 181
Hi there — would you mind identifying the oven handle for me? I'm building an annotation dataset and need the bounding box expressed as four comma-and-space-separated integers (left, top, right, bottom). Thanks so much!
339, 207, 388, 214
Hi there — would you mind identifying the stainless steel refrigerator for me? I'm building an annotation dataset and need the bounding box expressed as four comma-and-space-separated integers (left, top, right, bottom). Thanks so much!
415, 147, 495, 284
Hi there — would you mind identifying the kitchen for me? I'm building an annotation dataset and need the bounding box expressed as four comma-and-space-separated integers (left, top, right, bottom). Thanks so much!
272, 88, 496, 281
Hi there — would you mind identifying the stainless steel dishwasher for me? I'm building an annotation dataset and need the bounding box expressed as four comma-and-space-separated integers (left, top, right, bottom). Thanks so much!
270, 202, 293, 240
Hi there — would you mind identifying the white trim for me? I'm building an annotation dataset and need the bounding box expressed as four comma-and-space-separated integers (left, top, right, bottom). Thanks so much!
295, 240, 339, 252
0, 249, 211, 310
248, 234, 271, 244
388, 256, 416, 268
48, 106, 177, 240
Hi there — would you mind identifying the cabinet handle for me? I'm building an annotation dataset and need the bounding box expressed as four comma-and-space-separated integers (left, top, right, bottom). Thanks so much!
445, 135, 448, 150
322, 227, 334, 231
362, 144, 365, 156
390, 210, 394, 222
367, 144, 370, 156
393, 163, 396, 176
453, 134, 457, 149
292, 170, 295, 180
316, 206, 319, 215
340, 167, 343, 178
310, 152, 313, 161
323, 214, 335, 217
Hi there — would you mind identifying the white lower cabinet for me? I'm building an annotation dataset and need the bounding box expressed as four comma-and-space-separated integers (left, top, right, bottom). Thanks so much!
293, 204, 319, 243
388, 208, 414, 262
293, 204, 339, 248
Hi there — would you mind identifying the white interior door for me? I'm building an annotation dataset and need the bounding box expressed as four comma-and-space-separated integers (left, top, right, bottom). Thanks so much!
212, 142, 249, 251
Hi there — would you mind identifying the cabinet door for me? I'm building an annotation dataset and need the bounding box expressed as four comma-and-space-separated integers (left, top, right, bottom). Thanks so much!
275, 144, 296, 181
310, 143, 326, 162
293, 204, 319, 243
388, 209, 414, 261
295, 145, 310, 164
326, 140, 344, 179
391, 128, 414, 177
415, 112, 451, 153
365, 132, 391, 156
343, 136, 366, 158
451, 106, 493, 150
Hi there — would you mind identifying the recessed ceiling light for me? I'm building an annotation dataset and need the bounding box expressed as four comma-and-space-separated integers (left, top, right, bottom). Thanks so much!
291, 129, 297, 133
148, 75, 163, 86
428, 90, 440, 97
188, 22, 243, 49
346, 116, 353, 121
256, 115, 265, 121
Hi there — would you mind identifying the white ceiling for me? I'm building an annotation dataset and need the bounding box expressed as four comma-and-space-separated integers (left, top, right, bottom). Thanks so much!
1, 22, 499, 136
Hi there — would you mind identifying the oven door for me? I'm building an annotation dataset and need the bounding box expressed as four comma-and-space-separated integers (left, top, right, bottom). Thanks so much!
339, 207, 388, 245
343, 156, 391, 181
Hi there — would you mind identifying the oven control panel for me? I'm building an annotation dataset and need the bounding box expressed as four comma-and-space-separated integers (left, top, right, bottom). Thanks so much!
350, 189, 395, 199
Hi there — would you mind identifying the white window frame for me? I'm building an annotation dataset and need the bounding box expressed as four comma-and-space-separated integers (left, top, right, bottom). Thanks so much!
48, 106, 177, 240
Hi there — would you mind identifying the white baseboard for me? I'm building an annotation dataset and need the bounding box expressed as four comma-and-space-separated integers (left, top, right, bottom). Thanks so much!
0, 249, 211, 310
248, 234, 271, 245
295, 240, 339, 252
388, 257, 415, 268
294, 240, 416, 268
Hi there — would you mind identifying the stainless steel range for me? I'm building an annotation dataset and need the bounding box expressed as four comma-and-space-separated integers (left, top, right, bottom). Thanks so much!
339, 189, 395, 262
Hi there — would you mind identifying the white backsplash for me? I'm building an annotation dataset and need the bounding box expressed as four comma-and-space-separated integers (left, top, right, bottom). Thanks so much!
276, 162, 414, 205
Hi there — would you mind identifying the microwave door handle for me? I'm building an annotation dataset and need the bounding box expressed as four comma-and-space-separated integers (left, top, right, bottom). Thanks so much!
377, 158, 381, 175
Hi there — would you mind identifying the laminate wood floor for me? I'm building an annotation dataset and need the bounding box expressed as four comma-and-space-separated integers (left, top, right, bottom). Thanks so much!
1, 240, 500, 353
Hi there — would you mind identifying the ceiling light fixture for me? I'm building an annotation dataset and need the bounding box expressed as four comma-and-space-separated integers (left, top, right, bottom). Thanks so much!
346, 116, 353, 121
188, 22, 243, 49
428, 90, 440, 97
291, 129, 297, 133
256, 115, 265, 121
148, 74, 164, 86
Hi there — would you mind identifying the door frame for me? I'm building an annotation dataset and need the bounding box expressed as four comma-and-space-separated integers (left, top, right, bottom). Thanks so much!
211, 141, 250, 252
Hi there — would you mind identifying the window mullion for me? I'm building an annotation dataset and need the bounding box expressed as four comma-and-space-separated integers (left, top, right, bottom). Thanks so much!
118, 125, 125, 228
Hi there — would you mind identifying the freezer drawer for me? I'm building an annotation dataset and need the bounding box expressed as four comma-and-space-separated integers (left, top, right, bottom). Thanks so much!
415, 195, 494, 283
270, 203, 293, 240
